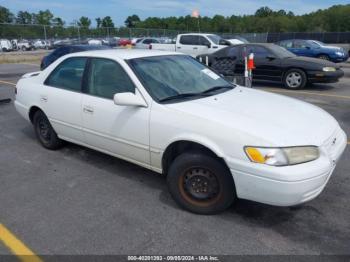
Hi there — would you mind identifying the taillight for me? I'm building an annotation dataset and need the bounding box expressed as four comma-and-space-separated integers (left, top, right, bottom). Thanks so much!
149, 44, 152, 50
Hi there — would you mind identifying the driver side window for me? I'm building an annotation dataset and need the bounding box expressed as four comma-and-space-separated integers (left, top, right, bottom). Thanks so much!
86, 58, 135, 99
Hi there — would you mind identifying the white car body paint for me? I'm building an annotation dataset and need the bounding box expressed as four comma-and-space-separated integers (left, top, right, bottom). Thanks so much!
15, 49, 347, 207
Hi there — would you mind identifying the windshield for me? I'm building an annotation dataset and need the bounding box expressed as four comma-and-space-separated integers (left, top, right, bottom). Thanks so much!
129, 55, 234, 103
271, 44, 296, 58
206, 35, 222, 45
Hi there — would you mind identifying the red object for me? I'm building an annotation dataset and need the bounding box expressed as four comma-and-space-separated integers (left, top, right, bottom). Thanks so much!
149, 44, 152, 50
118, 39, 132, 46
247, 53, 255, 70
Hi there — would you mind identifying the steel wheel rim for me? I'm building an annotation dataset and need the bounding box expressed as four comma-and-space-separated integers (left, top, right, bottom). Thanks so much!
38, 118, 51, 141
286, 72, 302, 88
179, 167, 220, 205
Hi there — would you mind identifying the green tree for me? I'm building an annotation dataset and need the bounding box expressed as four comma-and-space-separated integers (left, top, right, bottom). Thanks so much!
16, 11, 33, 24
78, 16, 91, 28
125, 14, 140, 28
101, 16, 114, 28
36, 10, 54, 25
95, 17, 102, 28
52, 17, 64, 26
255, 7, 273, 17
0, 5, 14, 23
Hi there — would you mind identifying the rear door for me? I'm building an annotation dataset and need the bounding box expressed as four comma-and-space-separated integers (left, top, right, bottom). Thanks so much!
42, 57, 87, 142
178, 35, 208, 56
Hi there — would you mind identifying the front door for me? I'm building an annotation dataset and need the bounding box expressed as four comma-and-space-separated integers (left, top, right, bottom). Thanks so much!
247, 45, 282, 81
81, 57, 151, 168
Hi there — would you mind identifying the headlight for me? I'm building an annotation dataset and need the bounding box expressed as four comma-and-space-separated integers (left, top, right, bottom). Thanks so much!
335, 51, 343, 56
244, 146, 319, 166
323, 67, 336, 72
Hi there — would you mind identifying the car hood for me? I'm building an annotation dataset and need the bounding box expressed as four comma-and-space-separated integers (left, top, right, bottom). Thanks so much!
322, 45, 342, 50
165, 87, 338, 147
284, 56, 338, 68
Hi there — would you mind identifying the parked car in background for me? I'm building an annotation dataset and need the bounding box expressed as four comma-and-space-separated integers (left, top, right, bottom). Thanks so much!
131, 38, 143, 45
226, 36, 249, 45
40, 44, 112, 70
118, 38, 132, 46
276, 39, 349, 63
103, 37, 119, 47
150, 33, 231, 56
134, 38, 161, 49
0, 39, 13, 52
33, 40, 47, 49
17, 40, 35, 51
88, 39, 103, 46
15, 50, 347, 214
197, 43, 344, 89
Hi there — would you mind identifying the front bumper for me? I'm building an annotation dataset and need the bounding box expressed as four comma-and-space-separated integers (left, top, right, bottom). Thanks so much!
227, 128, 347, 206
308, 69, 344, 83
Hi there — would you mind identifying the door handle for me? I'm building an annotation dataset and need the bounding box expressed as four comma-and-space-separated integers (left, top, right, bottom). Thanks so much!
177, 47, 181, 49
193, 47, 198, 50
83, 106, 94, 114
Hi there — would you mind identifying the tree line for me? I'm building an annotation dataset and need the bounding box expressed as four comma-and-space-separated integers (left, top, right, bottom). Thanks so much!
0, 4, 349, 39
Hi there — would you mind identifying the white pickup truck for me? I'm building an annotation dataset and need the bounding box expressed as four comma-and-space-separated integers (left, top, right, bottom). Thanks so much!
150, 33, 230, 56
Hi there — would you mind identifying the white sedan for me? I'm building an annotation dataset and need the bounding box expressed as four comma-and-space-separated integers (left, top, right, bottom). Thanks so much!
15, 50, 347, 214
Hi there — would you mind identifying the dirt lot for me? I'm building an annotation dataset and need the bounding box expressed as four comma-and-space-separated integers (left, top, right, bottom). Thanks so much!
0, 63, 349, 259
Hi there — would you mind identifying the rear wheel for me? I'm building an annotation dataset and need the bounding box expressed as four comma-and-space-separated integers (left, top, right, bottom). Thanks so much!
167, 152, 236, 214
283, 69, 307, 89
33, 110, 64, 150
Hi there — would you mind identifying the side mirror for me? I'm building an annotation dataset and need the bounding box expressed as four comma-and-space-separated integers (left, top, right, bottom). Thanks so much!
305, 46, 311, 49
113, 92, 147, 107
206, 43, 211, 48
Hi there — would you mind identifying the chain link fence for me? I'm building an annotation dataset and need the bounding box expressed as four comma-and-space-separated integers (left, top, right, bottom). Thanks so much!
0, 23, 349, 45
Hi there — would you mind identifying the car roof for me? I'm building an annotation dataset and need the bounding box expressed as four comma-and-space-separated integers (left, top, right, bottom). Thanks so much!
66, 49, 181, 60
180, 33, 217, 36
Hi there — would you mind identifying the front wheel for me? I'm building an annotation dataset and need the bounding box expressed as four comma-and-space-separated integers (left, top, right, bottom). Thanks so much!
318, 54, 330, 61
167, 152, 236, 214
283, 69, 307, 89
33, 110, 64, 150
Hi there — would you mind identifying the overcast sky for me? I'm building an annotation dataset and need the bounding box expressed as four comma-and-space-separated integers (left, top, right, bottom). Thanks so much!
1, 0, 348, 26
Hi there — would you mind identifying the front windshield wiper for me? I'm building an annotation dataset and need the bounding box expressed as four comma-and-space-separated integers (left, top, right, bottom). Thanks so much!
201, 85, 234, 94
159, 85, 234, 103
158, 93, 202, 103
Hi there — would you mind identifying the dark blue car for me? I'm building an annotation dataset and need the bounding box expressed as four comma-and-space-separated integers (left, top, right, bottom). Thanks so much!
276, 39, 349, 63
40, 45, 112, 70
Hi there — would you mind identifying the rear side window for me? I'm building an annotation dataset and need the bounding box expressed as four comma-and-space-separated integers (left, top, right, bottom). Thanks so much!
180, 35, 199, 45
143, 39, 152, 44
279, 40, 293, 48
246, 46, 272, 58
45, 57, 87, 92
86, 58, 135, 99
294, 40, 309, 49
227, 47, 240, 58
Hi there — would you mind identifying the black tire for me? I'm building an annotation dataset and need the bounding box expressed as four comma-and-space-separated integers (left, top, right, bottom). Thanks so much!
33, 110, 64, 150
317, 54, 330, 61
283, 68, 307, 89
167, 151, 236, 214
